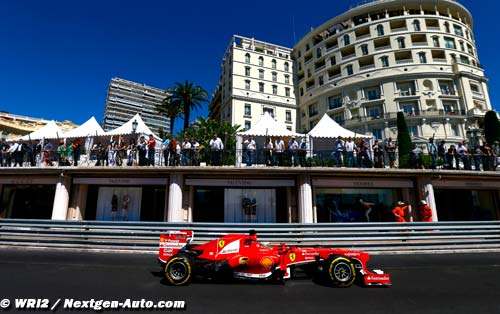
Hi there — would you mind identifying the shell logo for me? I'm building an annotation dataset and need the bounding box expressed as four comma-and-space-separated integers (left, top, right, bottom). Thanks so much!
218, 240, 225, 249
289, 253, 296, 262
260, 257, 274, 268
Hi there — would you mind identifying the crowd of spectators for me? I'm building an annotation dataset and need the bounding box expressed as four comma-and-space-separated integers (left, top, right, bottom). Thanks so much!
1, 135, 499, 171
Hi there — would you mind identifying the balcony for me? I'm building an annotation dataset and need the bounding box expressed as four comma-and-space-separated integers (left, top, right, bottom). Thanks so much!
427, 26, 441, 31
396, 59, 414, 65
433, 58, 447, 63
391, 26, 408, 33
359, 64, 376, 71
342, 53, 356, 60
375, 45, 392, 51
440, 89, 457, 96
412, 42, 428, 47
356, 33, 371, 41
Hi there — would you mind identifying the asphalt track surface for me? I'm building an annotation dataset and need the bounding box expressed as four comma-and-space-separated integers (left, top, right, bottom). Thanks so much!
0, 248, 500, 313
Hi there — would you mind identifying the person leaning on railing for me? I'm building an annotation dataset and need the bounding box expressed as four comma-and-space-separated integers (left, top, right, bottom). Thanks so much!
264, 138, 273, 166
287, 136, 299, 167
181, 137, 192, 166
209, 134, 223, 166
274, 137, 285, 166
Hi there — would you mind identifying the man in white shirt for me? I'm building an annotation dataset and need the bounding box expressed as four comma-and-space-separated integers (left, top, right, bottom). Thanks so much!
288, 136, 299, 167
274, 137, 285, 166
345, 137, 355, 168
246, 136, 256, 166
181, 137, 192, 166
427, 137, 438, 169
191, 138, 200, 166
209, 134, 223, 166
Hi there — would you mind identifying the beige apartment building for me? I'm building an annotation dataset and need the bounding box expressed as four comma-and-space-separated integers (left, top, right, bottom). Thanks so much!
294, 0, 491, 142
210, 35, 297, 132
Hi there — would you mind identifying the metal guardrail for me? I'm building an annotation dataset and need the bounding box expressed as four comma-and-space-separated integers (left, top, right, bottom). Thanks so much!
1, 219, 500, 253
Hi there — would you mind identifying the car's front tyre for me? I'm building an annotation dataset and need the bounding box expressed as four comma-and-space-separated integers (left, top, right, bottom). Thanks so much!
323, 255, 356, 288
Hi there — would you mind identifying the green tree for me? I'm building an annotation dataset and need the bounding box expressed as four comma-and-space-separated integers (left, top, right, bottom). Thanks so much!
484, 110, 500, 144
396, 111, 413, 169
169, 81, 208, 131
156, 90, 183, 136
180, 117, 241, 165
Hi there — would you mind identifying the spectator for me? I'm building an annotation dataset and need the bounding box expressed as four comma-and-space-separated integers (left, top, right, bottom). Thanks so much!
274, 137, 285, 166
72, 139, 81, 166
147, 134, 156, 166
446, 144, 456, 170
427, 138, 438, 169
264, 138, 274, 167
57, 141, 68, 166
137, 136, 147, 166
472, 144, 483, 171
127, 139, 137, 166
288, 136, 299, 167
43, 139, 53, 166
345, 137, 356, 168
392, 201, 408, 223
191, 138, 200, 166
481, 142, 493, 171
242, 136, 248, 165
8, 140, 23, 167
0, 139, 8, 167
456, 141, 470, 170
492, 141, 500, 170
385, 137, 397, 168
373, 140, 384, 168
333, 136, 344, 167
161, 135, 170, 166
181, 137, 192, 166
437, 140, 447, 169
298, 138, 308, 167
168, 137, 180, 166
34, 139, 42, 166
357, 140, 372, 168
246, 136, 256, 166
108, 142, 117, 166
409, 144, 423, 169
209, 134, 223, 166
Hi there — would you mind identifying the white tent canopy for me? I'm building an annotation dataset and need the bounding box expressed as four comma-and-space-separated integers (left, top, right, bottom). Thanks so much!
62, 116, 106, 138
104, 113, 161, 140
237, 112, 303, 137
19, 120, 64, 141
307, 114, 371, 139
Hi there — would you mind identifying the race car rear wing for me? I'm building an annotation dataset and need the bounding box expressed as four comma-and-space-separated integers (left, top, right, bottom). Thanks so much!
158, 230, 194, 263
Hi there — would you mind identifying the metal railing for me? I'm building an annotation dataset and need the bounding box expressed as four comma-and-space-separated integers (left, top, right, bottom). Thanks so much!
1, 219, 500, 253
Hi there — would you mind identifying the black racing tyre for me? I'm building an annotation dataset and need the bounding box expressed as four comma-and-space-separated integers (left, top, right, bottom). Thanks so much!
323, 255, 356, 287
164, 254, 193, 286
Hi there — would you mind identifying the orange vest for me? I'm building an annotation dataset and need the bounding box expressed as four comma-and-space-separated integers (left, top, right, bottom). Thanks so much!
392, 205, 407, 222
419, 205, 432, 222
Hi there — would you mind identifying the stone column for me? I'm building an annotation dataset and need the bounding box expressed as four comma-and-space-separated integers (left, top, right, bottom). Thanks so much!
167, 173, 184, 222
51, 174, 71, 220
298, 175, 314, 223
67, 184, 88, 220
417, 176, 438, 222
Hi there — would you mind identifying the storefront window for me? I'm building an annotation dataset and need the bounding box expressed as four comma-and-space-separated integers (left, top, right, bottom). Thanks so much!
316, 188, 402, 223
435, 189, 499, 221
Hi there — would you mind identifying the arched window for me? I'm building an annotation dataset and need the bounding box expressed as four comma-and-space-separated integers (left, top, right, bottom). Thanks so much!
284, 62, 289, 71
413, 20, 421, 31
245, 53, 251, 63
418, 52, 427, 64
376, 24, 384, 36
258, 56, 264, 66
444, 21, 450, 33
343, 34, 350, 46
271, 59, 277, 69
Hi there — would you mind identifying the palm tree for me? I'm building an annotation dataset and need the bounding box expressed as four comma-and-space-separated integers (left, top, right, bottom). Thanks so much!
169, 81, 208, 131
156, 90, 182, 135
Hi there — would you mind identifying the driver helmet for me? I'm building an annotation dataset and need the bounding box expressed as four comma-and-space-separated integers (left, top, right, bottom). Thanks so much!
397, 201, 405, 206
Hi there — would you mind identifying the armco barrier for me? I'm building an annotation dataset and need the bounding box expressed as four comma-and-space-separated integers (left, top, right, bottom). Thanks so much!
1, 219, 500, 253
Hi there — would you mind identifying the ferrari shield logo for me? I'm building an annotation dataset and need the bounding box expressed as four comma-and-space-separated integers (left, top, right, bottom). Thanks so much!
289, 253, 296, 262
218, 240, 225, 249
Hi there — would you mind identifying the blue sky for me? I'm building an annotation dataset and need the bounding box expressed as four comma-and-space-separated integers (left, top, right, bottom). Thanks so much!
1, 0, 498, 133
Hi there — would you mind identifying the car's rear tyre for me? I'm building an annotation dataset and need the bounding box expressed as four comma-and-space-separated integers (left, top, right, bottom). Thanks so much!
164, 254, 193, 286
323, 255, 356, 287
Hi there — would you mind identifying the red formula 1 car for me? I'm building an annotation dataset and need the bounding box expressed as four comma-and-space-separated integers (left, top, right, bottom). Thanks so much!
158, 230, 391, 287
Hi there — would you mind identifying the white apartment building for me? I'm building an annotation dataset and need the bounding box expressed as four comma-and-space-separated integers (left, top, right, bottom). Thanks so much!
293, 0, 491, 143
210, 35, 296, 132
103, 77, 170, 135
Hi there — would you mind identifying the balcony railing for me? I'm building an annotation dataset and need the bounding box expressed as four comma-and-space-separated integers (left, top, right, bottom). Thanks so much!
433, 58, 447, 63
359, 64, 376, 71
391, 27, 408, 33
412, 42, 428, 47
396, 59, 414, 64
375, 45, 392, 51
342, 53, 356, 60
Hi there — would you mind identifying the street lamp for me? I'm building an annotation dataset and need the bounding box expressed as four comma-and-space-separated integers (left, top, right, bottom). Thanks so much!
132, 119, 138, 134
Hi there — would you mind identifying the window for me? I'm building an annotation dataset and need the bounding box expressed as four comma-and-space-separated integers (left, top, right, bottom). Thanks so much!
443, 102, 456, 113
284, 74, 290, 84
308, 104, 318, 117
263, 107, 274, 117
245, 53, 250, 63
328, 95, 343, 109
432, 36, 440, 47
444, 21, 450, 33
467, 44, 474, 55
343, 34, 350, 46
258, 56, 264, 66
368, 107, 381, 117
372, 128, 383, 140
284, 62, 289, 71
245, 66, 251, 76
401, 103, 417, 114
380, 56, 389, 67
259, 82, 264, 92
444, 37, 456, 49
285, 87, 290, 97
245, 120, 251, 131
460, 55, 470, 64
319, 76, 324, 86
244, 104, 251, 116
454, 25, 463, 37
408, 126, 418, 137
245, 80, 251, 90
259, 69, 264, 79
459, 41, 465, 51
330, 56, 336, 66
413, 20, 421, 31
376, 24, 384, 36
397, 37, 406, 49
418, 52, 427, 64
360, 44, 369, 55
365, 86, 381, 100
333, 115, 344, 125
286, 110, 292, 122
450, 125, 460, 137
272, 72, 277, 82
316, 48, 322, 58
346, 64, 353, 75
272, 85, 278, 95
271, 59, 277, 69
470, 83, 481, 94
300, 88, 304, 96
439, 81, 455, 95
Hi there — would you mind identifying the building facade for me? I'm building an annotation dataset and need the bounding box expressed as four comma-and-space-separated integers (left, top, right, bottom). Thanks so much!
293, 0, 491, 143
210, 35, 297, 132
0, 111, 77, 140
103, 77, 170, 135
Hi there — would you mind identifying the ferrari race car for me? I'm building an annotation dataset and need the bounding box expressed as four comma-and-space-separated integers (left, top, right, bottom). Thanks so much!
158, 230, 391, 287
